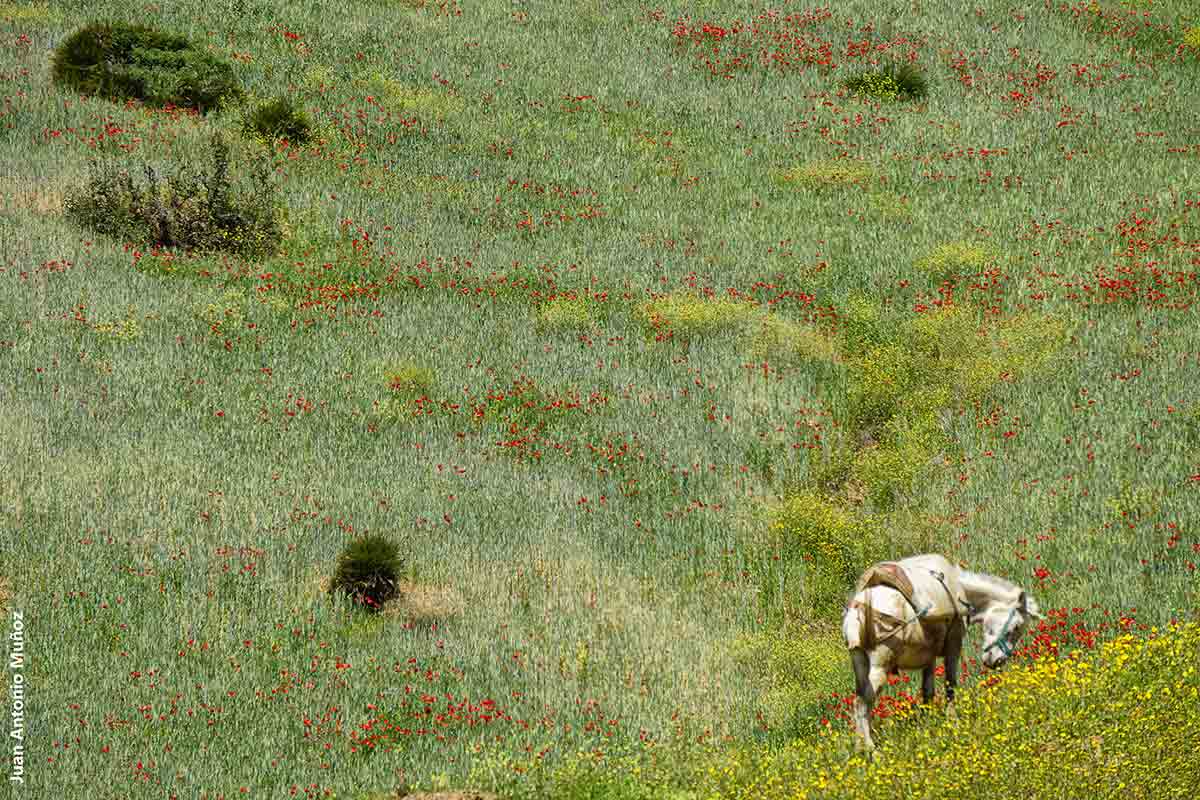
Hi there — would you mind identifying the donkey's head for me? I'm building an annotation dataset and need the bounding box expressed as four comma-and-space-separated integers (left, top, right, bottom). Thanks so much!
971, 591, 1043, 669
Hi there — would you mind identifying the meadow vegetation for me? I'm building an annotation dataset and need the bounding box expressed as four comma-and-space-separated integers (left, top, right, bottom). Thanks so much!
2, 0, 1199, 797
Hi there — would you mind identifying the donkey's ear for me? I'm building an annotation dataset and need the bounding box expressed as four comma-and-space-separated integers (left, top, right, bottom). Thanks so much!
1019, 591, 1044, 620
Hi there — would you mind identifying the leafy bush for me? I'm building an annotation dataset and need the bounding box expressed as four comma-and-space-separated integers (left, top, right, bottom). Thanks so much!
51, 21, 241, 111
914, 240, 993, 284
64, 134, 282, 256
766, 489, 885, 616
329, 534, 403, 612
243, 96, 313, 145
843, 61, 928, 101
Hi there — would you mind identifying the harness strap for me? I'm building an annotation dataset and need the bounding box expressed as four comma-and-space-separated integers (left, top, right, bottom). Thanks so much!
927, 569, 965, 630
983, 607, 1021, 657
850, 598, 909, 652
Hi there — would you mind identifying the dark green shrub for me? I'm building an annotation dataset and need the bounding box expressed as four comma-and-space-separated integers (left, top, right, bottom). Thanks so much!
243, 96, 313, 145
64, 134, 281, 256
329, 534, 403, 612
51, 21, 241, 111
843, 61, 928, 101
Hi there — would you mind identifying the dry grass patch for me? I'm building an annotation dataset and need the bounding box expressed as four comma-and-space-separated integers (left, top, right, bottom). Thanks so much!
384, 580, 464, 622
0, 180, 64, 215
311, 574, 463, 621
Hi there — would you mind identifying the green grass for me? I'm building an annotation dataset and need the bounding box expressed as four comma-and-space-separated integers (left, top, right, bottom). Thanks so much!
2, 0, 1199, 798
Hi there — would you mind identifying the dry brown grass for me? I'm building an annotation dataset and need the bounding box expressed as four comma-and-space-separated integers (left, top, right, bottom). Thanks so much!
313, 575, 463, 622
385, 580, 464, 622
0, 180, 64, 215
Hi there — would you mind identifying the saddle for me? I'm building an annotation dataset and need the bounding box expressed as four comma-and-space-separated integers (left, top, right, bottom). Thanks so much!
850, 560, 969, 650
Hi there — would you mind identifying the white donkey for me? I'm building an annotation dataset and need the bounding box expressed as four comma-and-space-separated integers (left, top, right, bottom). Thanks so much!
842, 553, 1043, 751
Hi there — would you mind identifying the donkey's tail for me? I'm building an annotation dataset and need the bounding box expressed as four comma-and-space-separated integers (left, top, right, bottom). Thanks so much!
844, 591, 877, 656
844, 590, 877, 653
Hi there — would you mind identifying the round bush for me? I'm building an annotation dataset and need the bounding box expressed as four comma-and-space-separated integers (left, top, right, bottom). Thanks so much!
329, 535, 403, 612
51, 21, 241, 111
243, 97, 313, 145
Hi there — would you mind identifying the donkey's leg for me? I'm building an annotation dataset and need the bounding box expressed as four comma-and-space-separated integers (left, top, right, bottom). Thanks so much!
921, 665, 935, 705
942, 623, 965, 721
850, 648, 888, 752
849, 647, 874, 750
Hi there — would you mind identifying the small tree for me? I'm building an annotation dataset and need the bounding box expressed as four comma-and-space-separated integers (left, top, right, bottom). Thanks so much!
329, 535, 403, 612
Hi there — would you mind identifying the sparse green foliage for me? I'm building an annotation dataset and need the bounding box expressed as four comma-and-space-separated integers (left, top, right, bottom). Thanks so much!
777, 159, 874, 189
51, 21, 241, 111
731, 628, 847, 738
329, 534, 403, 612
64, 134, 282, 256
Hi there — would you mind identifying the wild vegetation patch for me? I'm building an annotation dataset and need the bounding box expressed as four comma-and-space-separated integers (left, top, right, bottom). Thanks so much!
761, 489, 886, 618
242, 95, 314, 145
842, 61, 929, 101
63, 134, 282, 256
10, 1, 1200, 797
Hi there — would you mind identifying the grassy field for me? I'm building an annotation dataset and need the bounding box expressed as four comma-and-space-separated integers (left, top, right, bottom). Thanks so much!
1, 0, 1199, 797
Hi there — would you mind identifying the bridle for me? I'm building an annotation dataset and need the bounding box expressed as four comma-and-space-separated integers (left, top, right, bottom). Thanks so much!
982, 606, 1023, 659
